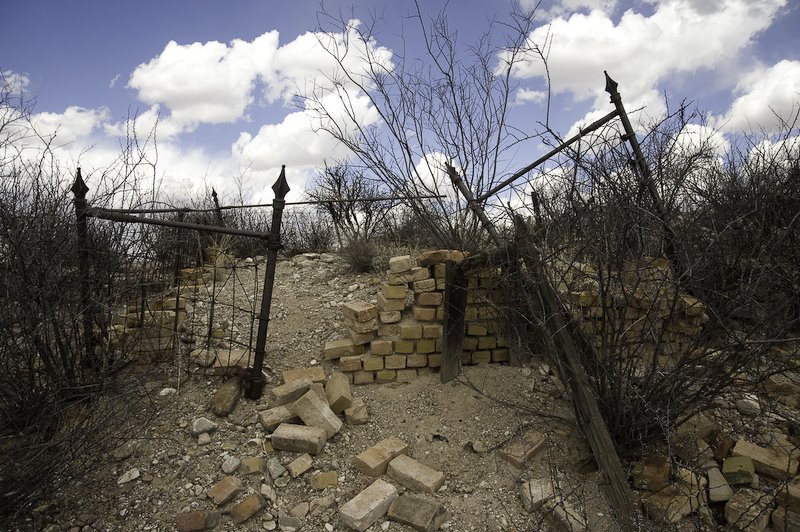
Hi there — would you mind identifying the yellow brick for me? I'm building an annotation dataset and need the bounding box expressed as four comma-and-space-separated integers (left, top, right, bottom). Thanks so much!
353, 370, 375, 385
433, 263, 447, 278
371, 339, 394, 356
407, 354, 428, 367
394, 340, 414, 354
478, 336, 497, 349
412, 306, 437, 322
422, 324, 443, 338
376, 370, 396, 383
380, 311, 402, 324
385, 355, 407, 369
339, 356, 362, 372
416, 339, 436, 354
463, 337, 479, 350
492, 348, 510, 363
416, 292, 443, 307
467, 323, 488, 336
378, 293, 406, 312
461, 351, 473, 364
383, 284, 407, 299
427, 354, 442, 368
363, 355, 384, 371
473, 350, 491, 363
400, 324, 423, 339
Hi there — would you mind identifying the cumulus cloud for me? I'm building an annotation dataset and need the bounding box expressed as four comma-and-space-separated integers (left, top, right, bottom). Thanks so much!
509, 0, 786, 133
2, 69, 30, 95
523, 0, 619, 19
30, 106, 110, 145
515, 88, 548, 105
718, 60, 800, 133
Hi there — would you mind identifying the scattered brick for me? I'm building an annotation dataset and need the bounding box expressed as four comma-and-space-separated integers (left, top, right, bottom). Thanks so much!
353, 436, 410, 476
732, 439, 799, 480
520, 478, 555, 512
239, 456, 265, 475
291, 389, 343, 439
325, 371, 353, 414
231, 494, 267, 524
724, 488, 771, 530
259, 405, 300, 432
282, 366, 326, 384
287, 453, 313, 477
271, 423, 327, 455
310, 470, 339, 490
345, 397, 369, 425
388, 494, 447, 532
631, 454, 670, 492
339, 479, 399, 532
498, 431, 546, 468
387, 454, 445, 493
266, 377, 312, 407
722, 456, 755, 485
207, 476, 242, 505
176, 510, 220, 532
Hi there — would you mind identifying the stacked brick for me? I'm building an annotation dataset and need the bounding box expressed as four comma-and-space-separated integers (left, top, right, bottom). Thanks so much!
112, 293, 194, 359
563, 258, 709, 361
461, 269, 509, 365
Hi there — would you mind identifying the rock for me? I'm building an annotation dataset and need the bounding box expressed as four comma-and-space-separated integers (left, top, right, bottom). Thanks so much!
261, 483, 277, 502
707, 467, 733, 502
211, 377, 241, 416
735, 396, 761, 417
279, 516, 303, 531
631, 454, 670, 492
339, 479, 399, 532
310, 494, 336, 515
268, 457, 287, 479
388, 494, 447, 532
112, 440, 138, 461
221, 455, 240, 474
175, 510, 220, 531
231, 494, 267, 524
207, 476, 242, 506
291, 502, 309, 519
159, 387, 178, 396
497, 431, 546, 468
117, 467, 140, 485
197, 432, 211, 445
191, 417, 218, 436
724, 488, 771, 530
386, 455, 445, 493
310, 471, 339, 490
287, 454, 313, 477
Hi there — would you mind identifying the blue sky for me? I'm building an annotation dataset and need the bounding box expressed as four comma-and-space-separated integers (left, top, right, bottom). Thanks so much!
2, 0, 799, 202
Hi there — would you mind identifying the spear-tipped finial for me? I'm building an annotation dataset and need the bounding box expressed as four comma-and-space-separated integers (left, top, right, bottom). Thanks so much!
211, 188, 218, 199
71, 167, 88, 197
272, 165, 290, 200
604, 71, 619, 97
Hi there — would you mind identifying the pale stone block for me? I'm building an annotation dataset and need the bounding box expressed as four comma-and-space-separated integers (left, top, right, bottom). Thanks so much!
325, 372, 353, 414
266, 377, 312, 407
342, 301, 379, 322
389, 255, 414, 273
353, 436, 409, 476
258, 405, 299, 432
291, 389, 343, 439
271, 423, 327, 455
339, 479, 398, 532
282, 366, 326, 384
388, 495, 447, 532
387, 454, 445, 493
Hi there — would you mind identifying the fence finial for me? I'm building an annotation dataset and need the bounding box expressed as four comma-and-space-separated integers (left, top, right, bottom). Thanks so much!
272, 165, 290, 199
71, 167, 88, 197
604, 71, 619, 100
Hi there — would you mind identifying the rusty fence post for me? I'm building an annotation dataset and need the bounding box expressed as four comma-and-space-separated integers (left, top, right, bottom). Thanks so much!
245, 165, 290, 399
211, 188, 225, 227
71, 168, 98, 371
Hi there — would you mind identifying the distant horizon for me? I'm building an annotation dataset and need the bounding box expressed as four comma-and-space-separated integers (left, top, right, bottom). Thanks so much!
2, 0, 798, 204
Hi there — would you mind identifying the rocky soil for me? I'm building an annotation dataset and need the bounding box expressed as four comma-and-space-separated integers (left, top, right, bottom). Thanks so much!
12, 252, 800, 531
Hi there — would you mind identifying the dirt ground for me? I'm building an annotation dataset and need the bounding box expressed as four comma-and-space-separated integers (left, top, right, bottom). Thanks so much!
11, 253, 632, 531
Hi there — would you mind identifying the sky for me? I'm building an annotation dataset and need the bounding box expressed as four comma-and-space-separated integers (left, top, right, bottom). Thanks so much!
1, 0, 799, 204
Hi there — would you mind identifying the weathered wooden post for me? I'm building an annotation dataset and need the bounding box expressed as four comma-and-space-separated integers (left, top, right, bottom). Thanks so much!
441, 261, 468, 382
245, 166, 290, 399
71, 168, 98, 370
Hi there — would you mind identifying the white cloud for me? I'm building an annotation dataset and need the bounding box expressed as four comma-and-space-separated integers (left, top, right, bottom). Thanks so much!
128, 31, 280, 133
525, 0, 619, 20
509, 0, 786, 134
30, 106, 110, 145
109, 74, 121, 88
718, 60, 800, 133
515, 88, 548, 105
2, 69, 30, 95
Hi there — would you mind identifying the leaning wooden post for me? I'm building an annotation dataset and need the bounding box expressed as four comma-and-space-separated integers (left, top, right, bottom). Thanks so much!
441, 261, 468, 383
71, 168, 97, 370
245, 165, 290, 400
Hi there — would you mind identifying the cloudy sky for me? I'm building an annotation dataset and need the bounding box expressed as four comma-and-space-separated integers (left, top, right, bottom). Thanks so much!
1, 0, 798, 203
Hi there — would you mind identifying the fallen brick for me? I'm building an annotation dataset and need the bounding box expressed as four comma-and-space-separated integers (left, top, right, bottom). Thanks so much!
287, 453, 313, 477
353, 436, 409, 476
259, 405, 299, 432
388, 494, 447, 532
387, 454, 445, 493
207, 476, 242, 505
498, 432, 546, 468
291, 389, 343, 439
211, 377, 241, 417
543, 498, 588, 532
325, 371, 353, 414
339, 479, 399, 532
231, 494, 267, 524
342, 301, 378, 322
282, 366, 326, 384
520, 478, 555, 512
722, 456, 755, 485
724, 488, 771, 530
631, 454, 670, 492
271, 423, 327, 455
176, 510, 220, 532
310, 470, 339, 490
772, 506, 800, 531
732, 439, 799, 480
324, 338, 359, 360
345, 397, 369, 425
266, 377, 312, 407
